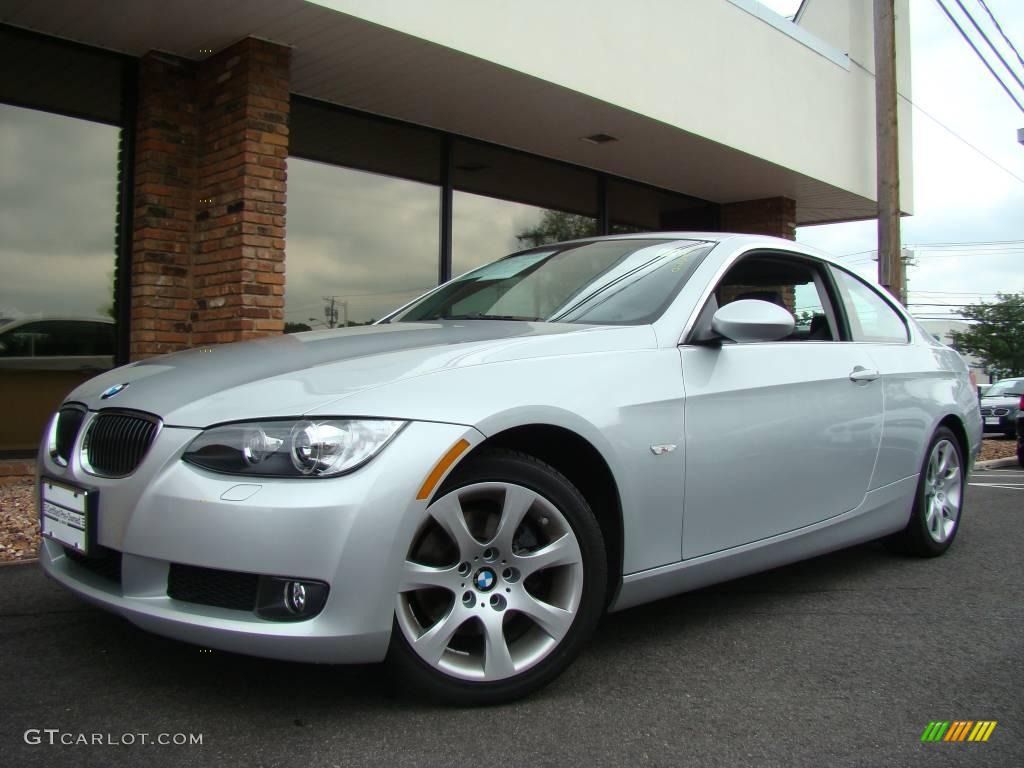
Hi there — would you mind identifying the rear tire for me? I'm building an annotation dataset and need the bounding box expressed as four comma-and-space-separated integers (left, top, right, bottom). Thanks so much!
387, 448, 606, 705
887, 426, 964, 557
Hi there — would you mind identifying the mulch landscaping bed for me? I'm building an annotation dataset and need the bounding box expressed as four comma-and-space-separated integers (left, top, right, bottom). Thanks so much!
0, 479, 38, 563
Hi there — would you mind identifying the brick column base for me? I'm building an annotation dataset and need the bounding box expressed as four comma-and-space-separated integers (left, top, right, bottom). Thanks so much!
130, 39, 291, 359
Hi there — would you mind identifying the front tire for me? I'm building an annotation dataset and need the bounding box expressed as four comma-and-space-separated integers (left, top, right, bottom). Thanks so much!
387, 449, 607, 704
887, 426, 964, 557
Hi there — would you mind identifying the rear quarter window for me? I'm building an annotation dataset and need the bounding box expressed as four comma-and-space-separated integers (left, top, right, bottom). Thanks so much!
832, 269, 909, 343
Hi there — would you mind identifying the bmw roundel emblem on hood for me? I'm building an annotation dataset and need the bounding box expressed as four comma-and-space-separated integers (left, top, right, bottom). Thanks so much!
100, 383, 130, 399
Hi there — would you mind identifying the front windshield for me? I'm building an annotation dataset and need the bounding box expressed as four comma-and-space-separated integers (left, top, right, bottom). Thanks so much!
387, 238, 712, 325
985, 380, 1024, 397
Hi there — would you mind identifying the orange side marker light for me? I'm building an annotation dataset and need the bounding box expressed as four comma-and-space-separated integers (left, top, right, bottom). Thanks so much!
416, 439, 470, 501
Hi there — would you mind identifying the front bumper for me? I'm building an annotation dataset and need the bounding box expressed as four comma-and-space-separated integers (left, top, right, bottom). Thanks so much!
38, 417, 482, 664
981, 411, 1017, 434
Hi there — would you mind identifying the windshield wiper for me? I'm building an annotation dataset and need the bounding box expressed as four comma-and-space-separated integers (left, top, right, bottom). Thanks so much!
435, 313, 544, 322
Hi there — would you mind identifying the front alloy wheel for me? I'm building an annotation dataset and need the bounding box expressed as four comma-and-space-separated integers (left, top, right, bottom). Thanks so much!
388, 449, 606, 704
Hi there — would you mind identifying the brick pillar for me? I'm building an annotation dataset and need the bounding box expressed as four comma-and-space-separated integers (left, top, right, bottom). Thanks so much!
720, 197, 796, 240
130, 55, 198, 359
193, 39, 289, 346
129, 39, 290, 359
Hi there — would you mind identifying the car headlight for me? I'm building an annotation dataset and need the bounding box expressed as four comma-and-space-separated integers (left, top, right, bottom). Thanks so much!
182, 419, 407, 477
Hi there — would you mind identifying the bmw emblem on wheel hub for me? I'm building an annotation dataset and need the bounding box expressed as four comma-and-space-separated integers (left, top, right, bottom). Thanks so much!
474, 567, 497, 592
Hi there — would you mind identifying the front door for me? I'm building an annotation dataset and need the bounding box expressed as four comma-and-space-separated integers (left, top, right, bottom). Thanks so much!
679, 252, 883, 559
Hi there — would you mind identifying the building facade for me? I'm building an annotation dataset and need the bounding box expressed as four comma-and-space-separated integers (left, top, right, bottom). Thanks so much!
0, 0, 912, 453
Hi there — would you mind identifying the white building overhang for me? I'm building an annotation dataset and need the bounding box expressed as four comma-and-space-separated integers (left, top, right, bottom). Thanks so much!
0, 0, 912, 226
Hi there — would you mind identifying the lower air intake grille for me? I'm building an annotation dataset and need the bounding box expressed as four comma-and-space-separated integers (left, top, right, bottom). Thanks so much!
84, 412, 159, 477
167, 564, 259, 611
64, 547, 122, 585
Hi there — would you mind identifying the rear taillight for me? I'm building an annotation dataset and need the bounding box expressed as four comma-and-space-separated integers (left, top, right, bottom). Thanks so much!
1019, 394, 1024, 410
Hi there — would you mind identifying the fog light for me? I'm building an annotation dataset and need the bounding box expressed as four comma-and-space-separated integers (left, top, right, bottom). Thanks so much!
256, 576, 328, 621
286, 581, 306, 613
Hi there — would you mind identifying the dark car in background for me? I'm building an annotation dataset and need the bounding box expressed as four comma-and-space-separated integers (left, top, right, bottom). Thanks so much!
1017, 404, 1023, 467
979, 377, 1024, 438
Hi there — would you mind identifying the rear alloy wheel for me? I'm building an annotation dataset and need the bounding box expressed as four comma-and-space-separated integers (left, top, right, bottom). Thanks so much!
888, 427, 964, 557
388, 449, 606, 704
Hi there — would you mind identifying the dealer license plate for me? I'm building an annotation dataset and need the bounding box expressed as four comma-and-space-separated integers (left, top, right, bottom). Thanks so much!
984, 417, 1000, 425
40, 479, 95, 555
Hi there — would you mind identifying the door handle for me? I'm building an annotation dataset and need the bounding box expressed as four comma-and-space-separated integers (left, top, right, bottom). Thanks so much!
849, 366, 880, 383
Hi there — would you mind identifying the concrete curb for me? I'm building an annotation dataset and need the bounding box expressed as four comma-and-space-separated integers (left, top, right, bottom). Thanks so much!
974, 457, 1020, 470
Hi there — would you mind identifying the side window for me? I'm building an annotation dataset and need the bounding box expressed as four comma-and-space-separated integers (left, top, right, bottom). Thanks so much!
832, 269, 909, 343
711, 253, 838, 342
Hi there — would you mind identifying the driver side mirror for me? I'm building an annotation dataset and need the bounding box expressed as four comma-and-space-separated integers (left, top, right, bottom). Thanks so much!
711, 299, 795, 343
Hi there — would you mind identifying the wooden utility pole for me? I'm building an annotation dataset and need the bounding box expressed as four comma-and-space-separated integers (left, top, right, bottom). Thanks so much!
874, 0, 903, 304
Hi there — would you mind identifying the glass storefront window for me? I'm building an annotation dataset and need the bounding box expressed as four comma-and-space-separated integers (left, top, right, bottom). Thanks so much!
608, 178, 717, 232
285, 159, 440, 328
453, 192, 598, 276
452, 140, 598, 274
290, 97, 441, 187
0, 104, 119, 453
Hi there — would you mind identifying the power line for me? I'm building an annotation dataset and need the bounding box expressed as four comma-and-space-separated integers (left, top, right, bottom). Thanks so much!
976, 0, 1024, 73
903, 94, 1024, 183
951, 0, 1024, 94
907, 238, 1024, 247
849, 58, 1024, 185
912, 249, 1024, 258
933, 0, 1024, 114
909, 290, 1001, 296
838, 246, 1024, 263
909, 303, 987, 309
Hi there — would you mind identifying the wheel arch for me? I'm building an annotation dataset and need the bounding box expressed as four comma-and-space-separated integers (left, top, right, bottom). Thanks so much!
453, 423, 624, 608
936, 413, 969, 464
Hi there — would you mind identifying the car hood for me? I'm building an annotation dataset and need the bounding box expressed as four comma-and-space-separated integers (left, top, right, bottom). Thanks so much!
67, 321, 654, 427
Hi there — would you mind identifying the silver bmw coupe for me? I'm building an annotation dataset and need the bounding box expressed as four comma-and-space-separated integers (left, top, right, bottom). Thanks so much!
38, 233, 982, 703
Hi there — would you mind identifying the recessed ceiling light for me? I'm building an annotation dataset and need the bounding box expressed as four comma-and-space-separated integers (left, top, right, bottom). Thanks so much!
580, 133, 618, 145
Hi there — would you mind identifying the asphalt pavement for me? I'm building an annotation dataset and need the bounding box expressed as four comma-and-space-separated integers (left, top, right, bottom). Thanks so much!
1, 473, 1021, 768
